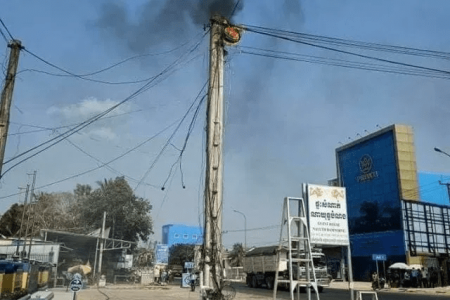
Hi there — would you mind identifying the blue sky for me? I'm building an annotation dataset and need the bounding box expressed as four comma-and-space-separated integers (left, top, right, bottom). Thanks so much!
1, 0, 450, 248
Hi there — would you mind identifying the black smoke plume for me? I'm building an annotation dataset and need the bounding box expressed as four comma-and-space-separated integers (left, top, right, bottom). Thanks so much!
96, 0, 243, 54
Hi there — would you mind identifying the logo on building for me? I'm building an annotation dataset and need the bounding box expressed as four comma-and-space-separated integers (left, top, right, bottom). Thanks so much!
356, 155, 379, 182
359, 155, 373, 173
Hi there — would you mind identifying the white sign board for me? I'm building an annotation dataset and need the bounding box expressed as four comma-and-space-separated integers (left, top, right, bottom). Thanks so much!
184, 262, 194, 269
307, 184, 349, 245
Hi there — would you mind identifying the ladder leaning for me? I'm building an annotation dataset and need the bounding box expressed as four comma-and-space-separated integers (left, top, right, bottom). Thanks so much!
273, 197, 320, 300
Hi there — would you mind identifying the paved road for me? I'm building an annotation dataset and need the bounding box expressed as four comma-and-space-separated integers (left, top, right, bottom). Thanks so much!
49, 282, 449, 300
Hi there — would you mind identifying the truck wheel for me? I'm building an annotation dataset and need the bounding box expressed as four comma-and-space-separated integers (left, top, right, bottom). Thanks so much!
246, 275, 252, 287
318, 286, 324, 293
251, 276, 258, 288
265, 277, 274, 290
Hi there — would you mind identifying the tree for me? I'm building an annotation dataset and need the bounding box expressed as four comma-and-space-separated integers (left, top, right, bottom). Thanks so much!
168, 244, 195, 268
32, 192, 80, 232
80, 176, 153, 243
0, 203, 25, 237
228, 243, 245, 267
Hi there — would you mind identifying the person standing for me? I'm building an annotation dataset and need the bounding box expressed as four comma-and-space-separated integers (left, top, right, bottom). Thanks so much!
154, 265, 160, 284
422, 267, 429, 288
430, 267, 438, 288
411, 268, 418, 288
404, 270, 411, 287
417, 268, 423, 288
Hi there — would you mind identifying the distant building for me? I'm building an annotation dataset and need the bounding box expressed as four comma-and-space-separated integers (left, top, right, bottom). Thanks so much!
162, 224, 203, 247
417, 172, 450, 205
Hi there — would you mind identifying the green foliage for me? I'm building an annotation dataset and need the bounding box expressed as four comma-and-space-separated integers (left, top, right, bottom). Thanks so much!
33, 192, 80, 231
0, 203, 24, 237
0, 177, 153, 244
168, 244, 195, 267
228, 243, 245, 267
80, 177, 153, 243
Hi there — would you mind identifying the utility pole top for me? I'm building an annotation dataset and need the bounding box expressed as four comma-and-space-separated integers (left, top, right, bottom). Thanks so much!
0, 38, 23, 178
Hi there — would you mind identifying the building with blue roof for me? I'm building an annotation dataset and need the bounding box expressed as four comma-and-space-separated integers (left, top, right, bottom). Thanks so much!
162, 224, 203, 247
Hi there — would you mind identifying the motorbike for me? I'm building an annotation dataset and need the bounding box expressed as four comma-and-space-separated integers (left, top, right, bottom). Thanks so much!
372, 277, 386, 290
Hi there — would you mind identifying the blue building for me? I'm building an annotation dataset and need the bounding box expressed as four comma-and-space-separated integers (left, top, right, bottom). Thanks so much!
334, 124, 450, 281
162, 224, 203, 247
417, 172, 450, 206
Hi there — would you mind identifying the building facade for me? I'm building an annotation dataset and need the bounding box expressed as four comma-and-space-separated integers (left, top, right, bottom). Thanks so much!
335, 124, 450, 282
162, 224, 203, 247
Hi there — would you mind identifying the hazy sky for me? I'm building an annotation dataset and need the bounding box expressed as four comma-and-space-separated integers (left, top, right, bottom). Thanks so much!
1, 0, 450, 249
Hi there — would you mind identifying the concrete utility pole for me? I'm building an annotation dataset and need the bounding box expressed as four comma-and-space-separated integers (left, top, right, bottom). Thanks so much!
203, 15, 241, 293
27, 170, 37, 259
16, 184, 30, 257
97, 211, 107, 278
22, 171, 36, 258
203, 15, 225, 290
0, 40, 22, 177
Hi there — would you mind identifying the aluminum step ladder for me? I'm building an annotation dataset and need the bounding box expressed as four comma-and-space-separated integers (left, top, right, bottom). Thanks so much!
273, 197, 320, 300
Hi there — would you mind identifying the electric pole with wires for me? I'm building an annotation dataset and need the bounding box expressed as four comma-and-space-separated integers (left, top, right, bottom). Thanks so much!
0, 39, 22, 178
202, 15, 241, 299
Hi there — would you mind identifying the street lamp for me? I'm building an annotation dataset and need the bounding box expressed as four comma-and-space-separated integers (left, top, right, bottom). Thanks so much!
434, 147, 450, 158
233, 209, 247, 250
434, 147, 450, 204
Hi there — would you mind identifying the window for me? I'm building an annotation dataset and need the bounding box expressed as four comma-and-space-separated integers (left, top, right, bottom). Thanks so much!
192, 234, 197, 240
174, 234, 180, 238
183, 234, 189, 239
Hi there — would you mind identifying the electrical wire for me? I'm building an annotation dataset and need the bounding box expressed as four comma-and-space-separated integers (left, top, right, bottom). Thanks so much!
17, 65, 159, 85
0, 118, 181, 200
0, 30, 209, 179
134, 80, 208, 192
242, 24, 450, 60
0, 18, 14, 40
223, 224, 280, 233
229, 0, 241, 19
0, 27, 8, 44
18, 33, 203, 80
237, 46, 450, 80
240, 24, 450, 80
8, 109, 144, 137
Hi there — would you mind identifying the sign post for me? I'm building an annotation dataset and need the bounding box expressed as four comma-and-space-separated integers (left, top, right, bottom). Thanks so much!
372, 254, 386, 288
155, 244, 169, 265
305, 183, 352, 300
70, 278, 83, 300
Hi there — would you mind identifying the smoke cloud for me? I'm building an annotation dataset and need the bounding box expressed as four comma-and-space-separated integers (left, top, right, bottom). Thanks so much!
96, 0, 243, 54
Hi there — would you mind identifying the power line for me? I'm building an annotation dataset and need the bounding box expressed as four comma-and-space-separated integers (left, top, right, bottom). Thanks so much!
0, 18, 14, 40
223, 224, 280, 233
0, 27, 8, 44
7, 109, 145, 137
0, 119, 181, 200
237, 46, 450, 80
242, 24, 450, 60
244, 26, 450, 78
161, 92, 206, 190
0, 31, 208, 178
229, 0, 241, 19
18, 33, 203, 80
134, 81, 208, 192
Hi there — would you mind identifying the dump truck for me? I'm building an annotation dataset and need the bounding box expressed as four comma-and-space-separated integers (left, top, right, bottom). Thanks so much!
243, 246, 331, 292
